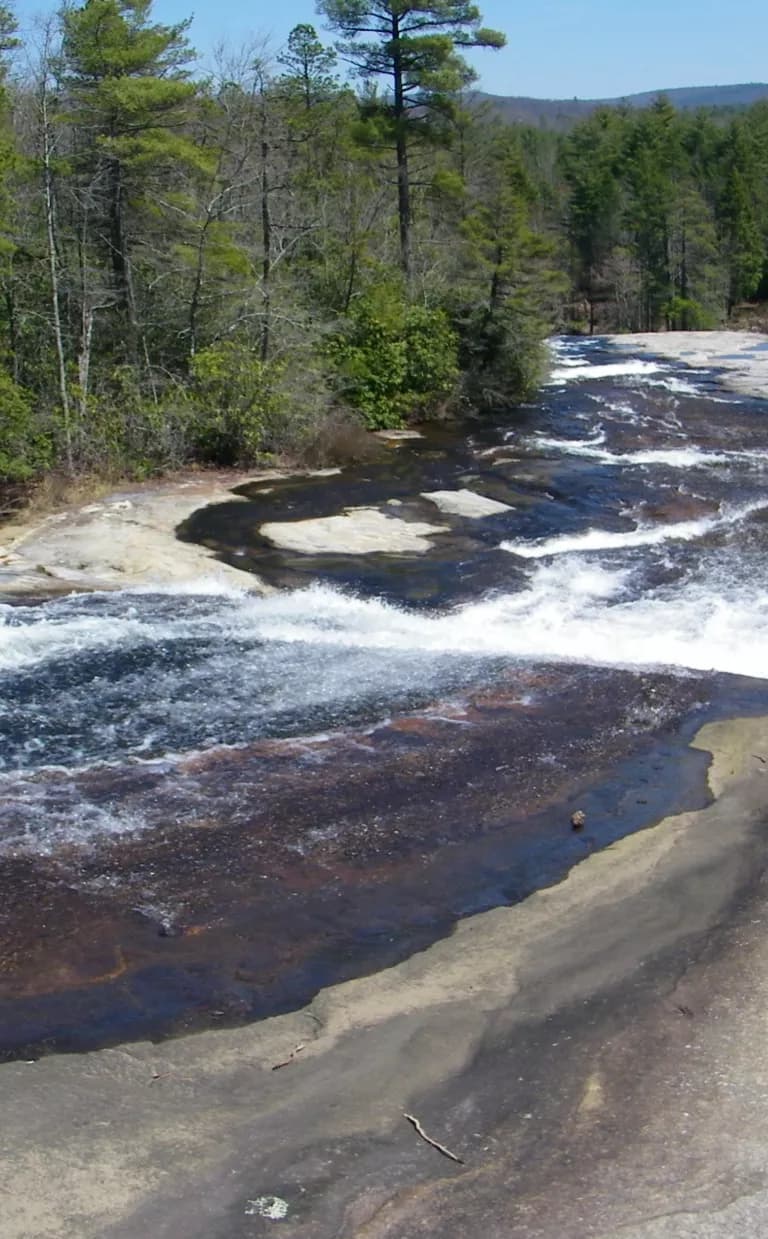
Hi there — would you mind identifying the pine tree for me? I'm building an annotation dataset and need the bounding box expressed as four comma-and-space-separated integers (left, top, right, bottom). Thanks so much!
278, 24, 338, 112
317, 1, 504, 280
718, 122, 765, 307
562, 108, 624, 332
622, 98, 682, 329
454, 129, 561, 406
60, 0, 202, 366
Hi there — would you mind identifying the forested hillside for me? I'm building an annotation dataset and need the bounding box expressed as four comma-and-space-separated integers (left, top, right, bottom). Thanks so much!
1, 0, 768, 488
472, 83, 768, 128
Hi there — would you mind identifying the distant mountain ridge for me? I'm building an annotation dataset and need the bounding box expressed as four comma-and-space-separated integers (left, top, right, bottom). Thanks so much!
472, 83, 768, 128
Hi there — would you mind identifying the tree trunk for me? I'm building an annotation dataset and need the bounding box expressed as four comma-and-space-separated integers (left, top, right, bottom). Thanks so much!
41, 73, 72, 473
107, 156, 140, 363
260, 92, 272, 364
189, 214, 211, 360
391, 14, 412, 282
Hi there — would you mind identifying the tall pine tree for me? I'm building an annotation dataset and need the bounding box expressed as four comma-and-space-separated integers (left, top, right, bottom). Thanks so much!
317, 1, 504, 280
60, 0, 202, 367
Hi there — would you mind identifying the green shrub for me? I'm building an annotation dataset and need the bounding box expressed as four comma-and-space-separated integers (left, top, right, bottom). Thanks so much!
69, 367, 194, 476
663, 296, 717, 331
450, 300, 547, 411
0, 372, 51, 481
189, 342, 286, 465
326, 290, 459, 429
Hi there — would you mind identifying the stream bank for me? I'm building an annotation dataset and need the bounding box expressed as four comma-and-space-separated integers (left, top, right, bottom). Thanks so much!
3, 714, 768, 1238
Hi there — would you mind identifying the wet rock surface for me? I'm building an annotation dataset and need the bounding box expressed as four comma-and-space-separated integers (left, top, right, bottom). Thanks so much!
2, 664, 757, 1058
4, 715, 768, 1239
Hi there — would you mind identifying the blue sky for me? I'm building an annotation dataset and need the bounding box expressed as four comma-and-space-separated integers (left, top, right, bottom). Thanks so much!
16, 0, 768, 99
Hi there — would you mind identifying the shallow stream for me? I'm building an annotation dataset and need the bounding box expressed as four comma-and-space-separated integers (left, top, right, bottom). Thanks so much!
2, 337, 768, 1054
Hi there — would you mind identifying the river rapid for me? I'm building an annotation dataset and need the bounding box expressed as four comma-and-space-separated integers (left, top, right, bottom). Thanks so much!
2, 336, 768, 1054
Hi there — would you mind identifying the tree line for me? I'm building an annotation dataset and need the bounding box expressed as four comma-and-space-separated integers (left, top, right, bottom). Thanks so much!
0, 0, 767, 486
561, 96, 768, 334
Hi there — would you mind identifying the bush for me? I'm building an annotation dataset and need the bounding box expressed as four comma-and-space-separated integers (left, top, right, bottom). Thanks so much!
450, 301, 547, 412
663, 296, 718, 331
68, 368, 195, 477
189, 342, 286, 465
293, 408, 384, 468
326, 289, 460, 429
0, 372, 51, 481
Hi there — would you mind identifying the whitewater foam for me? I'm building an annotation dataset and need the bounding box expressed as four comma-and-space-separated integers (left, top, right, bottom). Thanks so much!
220, 566, 768, 680
4, 332, 768, 795
502, 500, 767, 559
528, 434, 768, 470
548, 359, 664, 383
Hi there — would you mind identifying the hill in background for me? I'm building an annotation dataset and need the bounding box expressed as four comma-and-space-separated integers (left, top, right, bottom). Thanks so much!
472, 83, 768, 128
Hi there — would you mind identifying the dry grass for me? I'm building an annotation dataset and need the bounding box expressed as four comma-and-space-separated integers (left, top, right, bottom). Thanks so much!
291, 411, 385, 469
0, 471, 118, 536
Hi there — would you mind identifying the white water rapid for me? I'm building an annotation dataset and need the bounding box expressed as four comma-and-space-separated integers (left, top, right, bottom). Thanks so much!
2, 335, 768, 852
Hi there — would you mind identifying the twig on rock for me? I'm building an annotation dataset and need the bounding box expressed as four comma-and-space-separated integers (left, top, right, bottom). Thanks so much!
271, 1043, 305, 1071
404, 1113, 464, 1164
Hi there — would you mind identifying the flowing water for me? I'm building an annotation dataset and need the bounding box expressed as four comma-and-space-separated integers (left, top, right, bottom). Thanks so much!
2, 336, 768, 1053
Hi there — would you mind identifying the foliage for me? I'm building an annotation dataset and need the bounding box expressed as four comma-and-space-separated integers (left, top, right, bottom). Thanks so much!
557, 97, 768, 332
1, 0, 768, 493
0, 372, 50, 479
326, 288, 459, 428
189, 342, 286, 465
318, 1, 505, 276
450, 129, 561, 407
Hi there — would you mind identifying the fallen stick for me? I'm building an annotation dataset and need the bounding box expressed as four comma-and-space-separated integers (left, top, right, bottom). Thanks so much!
404, 1113, 464, 1165
271, 1043, 305, 1072
753, 754, 767, 765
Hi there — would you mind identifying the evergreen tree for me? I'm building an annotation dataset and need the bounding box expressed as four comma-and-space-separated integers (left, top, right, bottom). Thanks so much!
60, 0, 202, 365
278, 24, 338, 111
455, 128, 561, 406
621, 99, 684, 328
562, 108, 623, 332
317, 0, 504, 279
5, 1, 768, 489
717, 122, 765, 306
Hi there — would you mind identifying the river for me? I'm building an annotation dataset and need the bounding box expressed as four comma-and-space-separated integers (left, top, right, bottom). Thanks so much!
1, 336, 767, 1056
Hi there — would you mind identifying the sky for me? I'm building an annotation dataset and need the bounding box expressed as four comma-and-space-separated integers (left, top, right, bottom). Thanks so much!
15, 0, 768, 99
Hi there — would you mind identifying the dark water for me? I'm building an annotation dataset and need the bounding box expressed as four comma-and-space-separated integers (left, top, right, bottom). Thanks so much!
2, 336, 768, 1055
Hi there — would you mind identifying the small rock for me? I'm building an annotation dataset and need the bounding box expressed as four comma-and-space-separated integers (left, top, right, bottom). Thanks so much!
571, 810, 587, 831
244, 1196, 289, 1220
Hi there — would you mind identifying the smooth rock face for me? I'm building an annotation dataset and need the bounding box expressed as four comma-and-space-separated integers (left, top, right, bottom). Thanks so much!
421, 489, 513, 518
260, 508, 448, 554
373, 429, 424, 441
609, 330, 768, 399
0, 472, 276, 595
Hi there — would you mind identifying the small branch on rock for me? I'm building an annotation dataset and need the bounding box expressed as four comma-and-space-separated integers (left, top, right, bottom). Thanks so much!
404, 1113, 464, 1165
271, 1043, 305, 1072
752, 754, 767, 765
